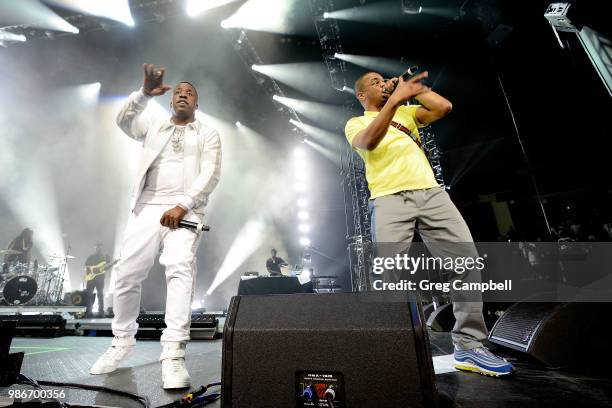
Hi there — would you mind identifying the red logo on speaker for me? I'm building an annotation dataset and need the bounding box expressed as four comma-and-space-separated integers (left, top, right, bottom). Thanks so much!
314, 383, 328, 398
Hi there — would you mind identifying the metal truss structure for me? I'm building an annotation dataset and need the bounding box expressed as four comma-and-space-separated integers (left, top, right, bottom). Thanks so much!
222, 29, 305, 129
310, 0, 373, 291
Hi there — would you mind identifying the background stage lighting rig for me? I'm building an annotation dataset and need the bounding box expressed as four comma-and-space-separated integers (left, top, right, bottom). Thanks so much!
544, 2, 612, 97
401, 0, 423, 15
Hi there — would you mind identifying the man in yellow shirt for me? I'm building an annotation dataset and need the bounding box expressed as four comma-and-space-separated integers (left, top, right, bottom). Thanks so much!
345, 71, 513, 377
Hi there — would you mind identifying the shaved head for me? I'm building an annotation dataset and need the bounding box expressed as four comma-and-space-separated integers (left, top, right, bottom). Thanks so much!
354, 72, 378, 95
353, 72, 389, 110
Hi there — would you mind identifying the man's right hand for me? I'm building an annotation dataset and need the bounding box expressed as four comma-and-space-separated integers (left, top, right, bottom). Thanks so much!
389, 71, 430, 105
143, 63, 172, 96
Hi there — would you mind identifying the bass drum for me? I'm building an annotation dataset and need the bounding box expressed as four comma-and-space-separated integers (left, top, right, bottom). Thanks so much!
1, 275, 38, 305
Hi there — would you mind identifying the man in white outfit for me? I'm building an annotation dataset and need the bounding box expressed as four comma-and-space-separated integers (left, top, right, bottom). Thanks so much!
90, 64, 222, 389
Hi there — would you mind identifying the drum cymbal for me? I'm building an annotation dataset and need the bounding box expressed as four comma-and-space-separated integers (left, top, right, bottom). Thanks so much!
49, 254, 76, 260
0, 249, 22, 255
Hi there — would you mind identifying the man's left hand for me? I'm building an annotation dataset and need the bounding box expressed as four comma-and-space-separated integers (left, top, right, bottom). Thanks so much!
160, 206, 187, 229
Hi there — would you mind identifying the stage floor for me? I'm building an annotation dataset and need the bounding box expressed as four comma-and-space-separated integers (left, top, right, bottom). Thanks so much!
2, 332, 611, 407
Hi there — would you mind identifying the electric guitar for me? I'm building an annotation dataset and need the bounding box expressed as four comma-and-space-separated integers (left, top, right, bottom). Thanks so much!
85, 259, 118, 282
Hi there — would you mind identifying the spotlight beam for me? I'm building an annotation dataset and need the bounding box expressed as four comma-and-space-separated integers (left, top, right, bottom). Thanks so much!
251, 62, 335, 100
324, 1, 454, 23
0, 30, 27, 42
186, 0, 241, 17
44, 0, 135, 26
220, 0, 308, 35
290, 119, 344, 151
1, 0, 79, 33
206, 219, 266, 295
273, 95, 348, 130
335, 53, 409, 77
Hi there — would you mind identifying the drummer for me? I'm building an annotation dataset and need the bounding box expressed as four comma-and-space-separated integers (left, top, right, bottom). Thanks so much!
3, 228, 34, 265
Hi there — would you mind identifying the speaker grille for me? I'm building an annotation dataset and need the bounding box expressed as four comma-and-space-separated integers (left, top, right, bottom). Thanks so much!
490, 303, 558, 351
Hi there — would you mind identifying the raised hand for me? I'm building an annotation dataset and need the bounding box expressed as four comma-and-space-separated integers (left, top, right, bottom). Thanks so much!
390, 71, 430, 104
143, 63, 172, 96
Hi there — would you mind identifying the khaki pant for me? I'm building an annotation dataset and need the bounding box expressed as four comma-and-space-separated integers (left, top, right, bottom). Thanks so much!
369, 186, 487, 350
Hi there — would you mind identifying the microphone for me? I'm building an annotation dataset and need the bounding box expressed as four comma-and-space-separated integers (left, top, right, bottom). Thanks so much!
178, 220, 210, 232
400, 65, 419, 81
387, 66, 420, 93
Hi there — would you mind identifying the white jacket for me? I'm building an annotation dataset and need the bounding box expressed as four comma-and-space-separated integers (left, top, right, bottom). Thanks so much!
116, 88, 222, 215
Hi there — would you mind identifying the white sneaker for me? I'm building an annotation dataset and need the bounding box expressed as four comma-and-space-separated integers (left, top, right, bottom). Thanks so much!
160, 342, 190, 389
90, 336, 135, 375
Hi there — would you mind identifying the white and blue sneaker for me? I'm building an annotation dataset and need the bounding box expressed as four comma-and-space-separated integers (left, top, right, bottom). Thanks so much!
454, 346, 514, 377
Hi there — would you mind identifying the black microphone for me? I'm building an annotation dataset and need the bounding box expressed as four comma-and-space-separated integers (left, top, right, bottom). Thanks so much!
400, 65, 419, 81
178, 220, 210, 232
388, 66, 420, 93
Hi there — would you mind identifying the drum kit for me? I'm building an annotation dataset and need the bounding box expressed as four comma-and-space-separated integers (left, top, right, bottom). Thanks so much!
0, 249, 74, 306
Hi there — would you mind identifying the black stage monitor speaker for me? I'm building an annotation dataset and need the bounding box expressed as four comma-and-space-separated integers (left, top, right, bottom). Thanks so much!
222, 292, 438, 408
489, 302, 605, 367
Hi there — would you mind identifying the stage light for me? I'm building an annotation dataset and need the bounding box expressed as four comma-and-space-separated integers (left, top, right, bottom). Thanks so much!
297, 199, 308, 207
298, 211, 309, 220
295, 184, 308, 192
282, 100, 347, 130
298, 224, 310, 233
323, 12, 330, 19
0, 30, 26, 42
401, 0, 423, 15
334, 53, 408, 77
303, 139, 341, 166
292, 121, 344, 152
293, 147, 305, 157
2, 0, 80, 33
299, 237, 311, 246
246, 62, 335, 99
235, 121, 241, 127
322, 2, 442, 24
186, 0, 239, 17
74, 82, 102, 104
206, 219, 266, 295
237, 30, 246, 44
219, 0, 301, 34
45, 0, 135, 26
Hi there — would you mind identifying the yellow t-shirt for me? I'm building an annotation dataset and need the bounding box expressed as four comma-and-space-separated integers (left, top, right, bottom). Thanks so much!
345, 105, 438, 199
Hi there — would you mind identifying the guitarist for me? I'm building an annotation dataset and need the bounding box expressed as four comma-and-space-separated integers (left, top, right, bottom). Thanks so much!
84, 243, 111, 317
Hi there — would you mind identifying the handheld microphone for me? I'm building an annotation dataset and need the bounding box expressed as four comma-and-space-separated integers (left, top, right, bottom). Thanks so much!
388, 66, 420, 93
400, 65, 419, 81
178, 220, 210, 232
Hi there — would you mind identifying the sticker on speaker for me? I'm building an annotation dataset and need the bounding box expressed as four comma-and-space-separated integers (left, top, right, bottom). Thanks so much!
296, 371, 344, 407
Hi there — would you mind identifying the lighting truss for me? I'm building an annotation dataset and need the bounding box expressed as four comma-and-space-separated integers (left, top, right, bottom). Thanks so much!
223, 28, 307, 137
310, 0, 373, 291
342, 150, 374, 292
420, 126, 446, 187
309, 0, 347, 92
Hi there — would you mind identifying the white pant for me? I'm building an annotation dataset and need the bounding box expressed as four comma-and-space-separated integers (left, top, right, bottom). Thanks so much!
112, 203, 201, 343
